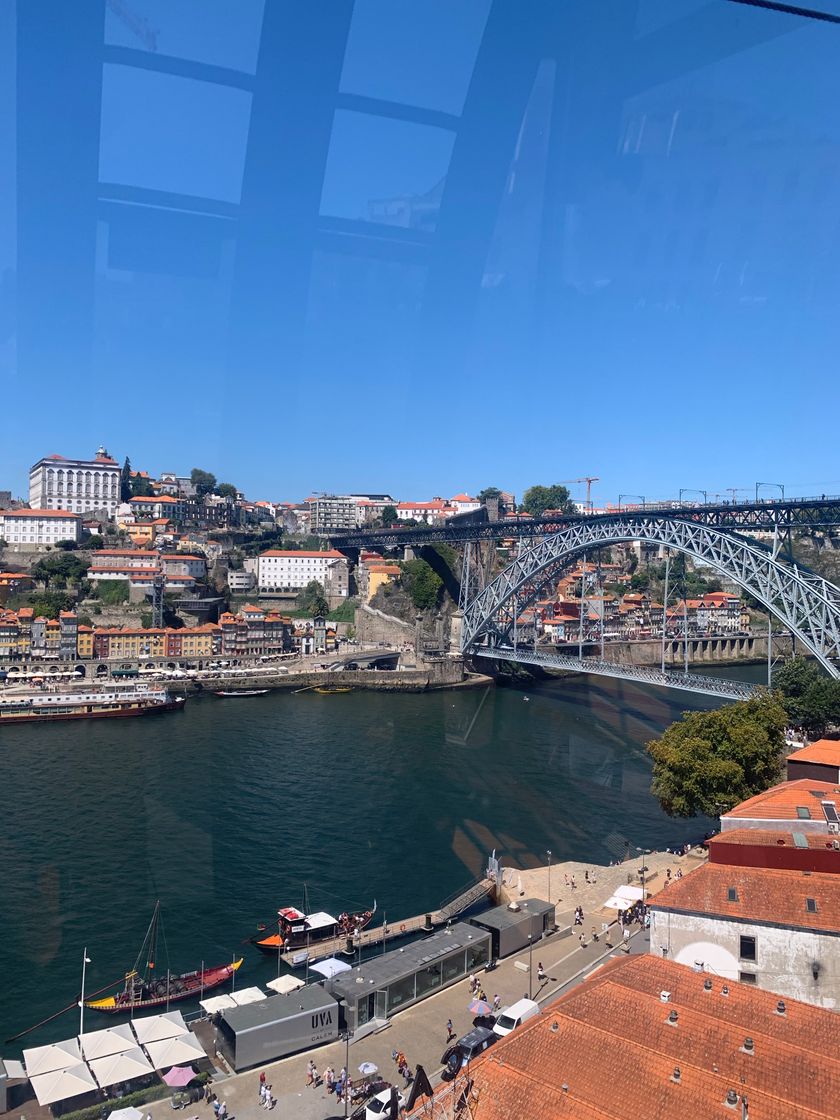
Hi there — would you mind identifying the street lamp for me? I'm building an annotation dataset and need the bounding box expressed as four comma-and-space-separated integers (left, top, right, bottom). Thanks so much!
546, 850, 552, 910
527, 931, 534, 999
636, 847, 652, 903
618, 494, 646, 511
679, 488, 707, 505
342, 1031, 351, 1118
755, 482, 785, 503
79, 947, 91, 1057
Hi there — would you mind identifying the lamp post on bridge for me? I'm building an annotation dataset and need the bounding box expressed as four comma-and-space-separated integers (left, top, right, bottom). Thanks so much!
618, 494, 646, 512
679, 488, 707, 505
755, 482, 785, 503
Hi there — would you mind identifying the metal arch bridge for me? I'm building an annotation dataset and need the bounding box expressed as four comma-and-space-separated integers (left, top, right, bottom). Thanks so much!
475, 647, 759, 701
329, 495, 840, 551
460, 514, 840, 693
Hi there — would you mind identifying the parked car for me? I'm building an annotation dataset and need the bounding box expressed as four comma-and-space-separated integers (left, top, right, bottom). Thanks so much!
364, 1086, 405, 1118
440, 1025, 497, 1080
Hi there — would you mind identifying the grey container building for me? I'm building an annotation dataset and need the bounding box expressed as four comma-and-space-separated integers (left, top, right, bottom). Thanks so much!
468, 898, 555, 959
330, 922, 492, 1033
217, 985, 339, 1071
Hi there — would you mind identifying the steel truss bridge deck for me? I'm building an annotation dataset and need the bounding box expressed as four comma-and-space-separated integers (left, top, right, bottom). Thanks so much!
330, 496, 840, 549
475, 647, 759, 701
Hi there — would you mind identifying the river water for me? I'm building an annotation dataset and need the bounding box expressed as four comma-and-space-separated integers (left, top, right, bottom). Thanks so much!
0, 669, 762, 1051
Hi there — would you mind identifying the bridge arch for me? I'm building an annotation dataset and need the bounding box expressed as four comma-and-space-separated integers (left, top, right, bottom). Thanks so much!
462, 516, 840, 678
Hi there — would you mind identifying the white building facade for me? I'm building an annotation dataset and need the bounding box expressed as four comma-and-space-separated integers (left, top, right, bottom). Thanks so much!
258, 550, 349, 594
0, 508, 82, 546
29, 447, 120, 517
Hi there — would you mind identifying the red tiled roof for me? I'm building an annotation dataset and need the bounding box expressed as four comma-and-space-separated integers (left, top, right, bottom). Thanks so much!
709, 828, 840, 853
649, 861, 840, 933
723, 778, 840, 822
0, 508, 81, 518
259, 550, 345, 558
410, 954, 840, 1120
787, 740, 840, 766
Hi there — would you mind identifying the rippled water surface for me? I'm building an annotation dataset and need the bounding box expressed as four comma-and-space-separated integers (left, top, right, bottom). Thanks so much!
0, 672, 753, 1050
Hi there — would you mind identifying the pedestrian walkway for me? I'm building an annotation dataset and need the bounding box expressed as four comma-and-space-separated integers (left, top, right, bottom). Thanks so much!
143, 855, 680, 1120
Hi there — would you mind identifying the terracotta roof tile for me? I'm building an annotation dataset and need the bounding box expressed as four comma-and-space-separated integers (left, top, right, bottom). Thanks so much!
787, 740, 840, 766
649, 861, 840, 933
709, 828, 840, 853
723, 779, 840, 822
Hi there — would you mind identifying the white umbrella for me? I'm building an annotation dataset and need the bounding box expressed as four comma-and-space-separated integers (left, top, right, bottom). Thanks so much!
107, 1107, 145, 1120
78, 1023, 136, 1061
89, 1047, 153, 1089
23, 1038, 82, 1077
131, 1011, 188, 1045
199, 994, 237, 1014
358, 1062, 378, 1076
229, 986, 266, 1006
266, 976, 305, 995
310, 958, 352, 980
144, 1033, 205, 1070
31, 1062, 97, 1106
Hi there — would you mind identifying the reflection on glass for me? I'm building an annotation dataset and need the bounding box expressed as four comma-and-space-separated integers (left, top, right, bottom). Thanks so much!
387, 971, 417, 1013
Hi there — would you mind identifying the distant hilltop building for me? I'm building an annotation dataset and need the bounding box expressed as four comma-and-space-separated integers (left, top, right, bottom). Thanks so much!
29, 445, 120, 517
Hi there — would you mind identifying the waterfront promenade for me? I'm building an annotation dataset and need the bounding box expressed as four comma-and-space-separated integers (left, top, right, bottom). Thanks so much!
137, 852, 694, 1120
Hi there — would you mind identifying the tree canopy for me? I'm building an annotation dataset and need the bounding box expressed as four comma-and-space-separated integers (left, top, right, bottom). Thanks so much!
401, 558, 443, 610
478, 487, 502, 502
32, 552, 90, 588
28, 591, 75, 619
191, 468, 217, 497
296, 579, 329, 617
521, 484, 575, 517
646, 693, 788, 817
216, 482, 238, 500
120, 457, 133, 503
773, 656, 840, 737
380, 504, 398, 525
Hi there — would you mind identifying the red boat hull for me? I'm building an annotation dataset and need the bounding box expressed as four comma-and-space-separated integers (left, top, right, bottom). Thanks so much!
86, 959, 242, 1014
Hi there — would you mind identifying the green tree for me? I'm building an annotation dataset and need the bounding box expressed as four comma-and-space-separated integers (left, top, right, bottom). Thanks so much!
32, 552, 90, 588
401, 558, 443, 610
191, 468, 217, 497
29, 591, 75, 619
646, 693, 788, 818
55, 538, 78, 551
521, 484, 576, 518
296, 579, 329, 616
131, 474, 154, 497
95, 580, 130, 606
478, 487, 502, 503
774, 656, 840, 736
85, 534, 104, 550
216, 482, 238, 500
380, 504, 398, 525
120, 456, 133, 502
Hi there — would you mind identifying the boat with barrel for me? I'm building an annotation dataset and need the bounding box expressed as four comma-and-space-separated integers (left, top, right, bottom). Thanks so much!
251, 899, 376, 955
0, 683, 185, 724
86, 901, 242, 1014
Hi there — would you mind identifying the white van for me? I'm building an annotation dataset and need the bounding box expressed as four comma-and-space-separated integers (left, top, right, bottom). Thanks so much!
493, 997, 540, 1038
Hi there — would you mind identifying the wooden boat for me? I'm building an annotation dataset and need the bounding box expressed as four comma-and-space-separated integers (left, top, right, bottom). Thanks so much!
0, 685, 185, 724
251, 900, 376, 955
214, 689, 270, 697
85, 901, 242, 1014
313, 687, 353, 695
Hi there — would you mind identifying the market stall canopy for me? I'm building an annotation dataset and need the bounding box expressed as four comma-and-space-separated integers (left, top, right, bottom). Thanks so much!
144, 1033, 205, 1070
131, 1011, 188, 1045
310, 958, 352, 980
266, 976, 305, 995
229, 987, 266, 1006
603, 884, 645, 910
89, 1047, 153, 1089
162, 1064, 196, 1087
79, 1023, 136, 1061
107, 1107, 145, 1120
23, 1038, 82, 1077
30, 1062, 97, 1105
199, 994, 237, 1013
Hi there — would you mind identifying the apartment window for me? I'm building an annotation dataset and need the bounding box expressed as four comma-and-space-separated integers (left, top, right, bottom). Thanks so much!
738, 972, 757, 984
739, 935, 756, 962
727, 887, 738, 902
806, 898, 818, 914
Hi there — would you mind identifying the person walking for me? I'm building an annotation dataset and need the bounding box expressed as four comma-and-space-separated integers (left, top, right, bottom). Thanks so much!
446, 1018, 454, 1042
537, 961, 546, 983
306, 1060, 316, 1088
493, 994, 501, 1014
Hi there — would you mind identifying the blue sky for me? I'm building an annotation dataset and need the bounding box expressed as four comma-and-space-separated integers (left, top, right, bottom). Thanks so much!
3, 0, 840, 507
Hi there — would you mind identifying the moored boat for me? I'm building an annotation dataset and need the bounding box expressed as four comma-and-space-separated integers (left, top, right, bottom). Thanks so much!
213, 689, 270, 697
313, 687, 353, 694
251, 901, 376, 954
85, 901, 242, 1014
0, 684, 184, 724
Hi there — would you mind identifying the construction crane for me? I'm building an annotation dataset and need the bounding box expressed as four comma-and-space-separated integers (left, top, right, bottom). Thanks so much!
558, 477, 600, 513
